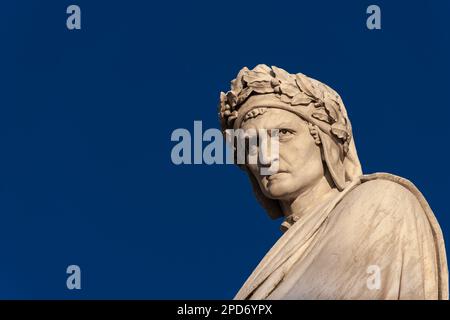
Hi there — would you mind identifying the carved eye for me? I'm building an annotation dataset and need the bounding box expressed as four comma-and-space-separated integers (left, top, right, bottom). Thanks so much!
278, 129, 294, 136
276, 128, 294, 141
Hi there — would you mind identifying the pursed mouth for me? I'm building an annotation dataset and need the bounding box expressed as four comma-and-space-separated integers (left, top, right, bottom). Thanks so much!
263, 171, 288, 181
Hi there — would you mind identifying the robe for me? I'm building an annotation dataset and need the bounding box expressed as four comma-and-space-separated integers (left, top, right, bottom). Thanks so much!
234, 173, 448, 300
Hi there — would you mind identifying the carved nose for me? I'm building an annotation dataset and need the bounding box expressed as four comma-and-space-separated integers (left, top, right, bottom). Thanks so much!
258, 149, 273, 167
258, 137, 278, 167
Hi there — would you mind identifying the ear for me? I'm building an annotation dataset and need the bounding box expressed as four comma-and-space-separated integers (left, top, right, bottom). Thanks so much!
317, 130, 346, 190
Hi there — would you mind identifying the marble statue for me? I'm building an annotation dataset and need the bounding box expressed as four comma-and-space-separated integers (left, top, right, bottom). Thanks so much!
218, 64, 448, 300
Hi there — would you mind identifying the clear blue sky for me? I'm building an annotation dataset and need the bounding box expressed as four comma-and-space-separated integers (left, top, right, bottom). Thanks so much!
0, 0, 449, 298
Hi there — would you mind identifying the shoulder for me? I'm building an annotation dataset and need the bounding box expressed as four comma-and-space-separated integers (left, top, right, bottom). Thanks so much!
334, 173, 425, 225
349, 174, 418, 208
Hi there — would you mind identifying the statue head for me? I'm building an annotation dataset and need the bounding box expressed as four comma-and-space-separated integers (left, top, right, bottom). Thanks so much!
218, 65, 363, 220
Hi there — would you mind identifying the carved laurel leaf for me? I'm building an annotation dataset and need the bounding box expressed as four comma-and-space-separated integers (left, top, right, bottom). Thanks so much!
310, 80, 325, 100
331, 123, 348, 140
311, 110, 331, 122
323, 97, 338, 122
220, 91, 227, 103
279, 83, 299, 98
295, 74, 316, 98
226, 91, 237, 107
243, 71, 273, 84
253, 64, 272, 73
230, 67, 249, 93
237, 87, 253, 104
271, 66, 292, 83
280, 94, 292, 104
247, 81, 274, 94
291, 94, 313, 106
253, 87, 275, 94
330, 98, 342, 112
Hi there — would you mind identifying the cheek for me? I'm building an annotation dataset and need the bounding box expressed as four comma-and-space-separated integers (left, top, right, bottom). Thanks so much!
247, 164, 270, 193
282, 134, 323, 173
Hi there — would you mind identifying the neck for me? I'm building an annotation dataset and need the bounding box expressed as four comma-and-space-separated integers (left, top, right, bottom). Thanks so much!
279, 174, 338, 219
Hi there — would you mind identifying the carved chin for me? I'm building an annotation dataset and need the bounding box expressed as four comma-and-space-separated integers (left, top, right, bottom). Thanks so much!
261, 176, 295, 200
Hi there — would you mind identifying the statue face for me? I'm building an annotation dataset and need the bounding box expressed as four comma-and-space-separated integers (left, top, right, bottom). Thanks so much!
241, 108, 325, 201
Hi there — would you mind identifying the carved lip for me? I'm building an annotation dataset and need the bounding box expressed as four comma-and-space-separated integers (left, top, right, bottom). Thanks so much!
265, 171, 288, 181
